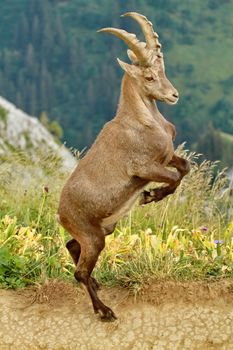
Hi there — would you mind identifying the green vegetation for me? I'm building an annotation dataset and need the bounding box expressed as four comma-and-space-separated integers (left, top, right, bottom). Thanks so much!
0, 0, 232, 164
39, 112, 64, 142
23, 131, 33, 149
0, 106, 8, 129
0, 149, 232, 290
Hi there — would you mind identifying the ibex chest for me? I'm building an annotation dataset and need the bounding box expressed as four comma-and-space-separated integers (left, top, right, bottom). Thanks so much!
138, 122, 175, 164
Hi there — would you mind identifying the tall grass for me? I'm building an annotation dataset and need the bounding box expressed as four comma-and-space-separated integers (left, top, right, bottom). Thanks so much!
0, 148, 232, 289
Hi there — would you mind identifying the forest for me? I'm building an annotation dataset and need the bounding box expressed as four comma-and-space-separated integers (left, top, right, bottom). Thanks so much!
0, 0, 232, 166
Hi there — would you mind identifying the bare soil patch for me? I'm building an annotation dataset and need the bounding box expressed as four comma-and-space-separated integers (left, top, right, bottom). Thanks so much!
0, 279, 232, 350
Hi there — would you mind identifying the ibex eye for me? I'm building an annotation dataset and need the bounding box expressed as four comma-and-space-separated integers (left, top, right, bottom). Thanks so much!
145, 76, 154, 81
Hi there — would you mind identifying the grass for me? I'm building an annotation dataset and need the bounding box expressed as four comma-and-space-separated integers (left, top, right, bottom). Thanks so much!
0, 106, 8, 130
0, 147, 232, 290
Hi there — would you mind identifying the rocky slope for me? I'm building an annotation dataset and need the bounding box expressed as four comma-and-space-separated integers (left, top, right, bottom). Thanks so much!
0, 96, 76, 170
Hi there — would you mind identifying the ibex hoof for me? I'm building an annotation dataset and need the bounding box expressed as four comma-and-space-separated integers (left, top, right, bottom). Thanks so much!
101, 310, 117, 322
96, 306, 117, 322
139, 190, 152, 205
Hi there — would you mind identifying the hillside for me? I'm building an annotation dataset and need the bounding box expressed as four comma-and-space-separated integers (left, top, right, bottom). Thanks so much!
0, 96, 75, 170
0, 0, 232, 163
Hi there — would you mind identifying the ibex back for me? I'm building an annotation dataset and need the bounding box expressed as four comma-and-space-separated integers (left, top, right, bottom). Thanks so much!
58, 12, 190, 322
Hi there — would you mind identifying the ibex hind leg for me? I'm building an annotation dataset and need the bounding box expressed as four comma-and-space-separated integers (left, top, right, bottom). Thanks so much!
66, 239, 80, 265
72, 225, 117, 322
66, 238, 100, 292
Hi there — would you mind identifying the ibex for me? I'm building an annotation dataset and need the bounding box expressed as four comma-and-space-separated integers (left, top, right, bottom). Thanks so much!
58, 12, 190, 321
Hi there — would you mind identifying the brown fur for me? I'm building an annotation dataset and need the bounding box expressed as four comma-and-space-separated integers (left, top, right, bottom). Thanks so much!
58, 12, 190, 322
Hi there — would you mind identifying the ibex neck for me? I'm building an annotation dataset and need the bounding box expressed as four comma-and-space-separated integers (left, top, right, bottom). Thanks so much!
116, 74, 160, 126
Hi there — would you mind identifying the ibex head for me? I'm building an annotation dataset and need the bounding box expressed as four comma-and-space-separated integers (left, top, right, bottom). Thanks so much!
99, 12, 179, 105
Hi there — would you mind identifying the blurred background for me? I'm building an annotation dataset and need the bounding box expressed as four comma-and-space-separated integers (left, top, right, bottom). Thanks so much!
0, 0, 232, 167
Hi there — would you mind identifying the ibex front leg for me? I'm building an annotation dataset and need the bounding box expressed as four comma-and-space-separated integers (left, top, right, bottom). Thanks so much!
168, 154, 190, 176
139, 155, 190, 205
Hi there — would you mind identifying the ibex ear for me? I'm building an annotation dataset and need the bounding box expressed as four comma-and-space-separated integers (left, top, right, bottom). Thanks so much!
117, 58, 139, 78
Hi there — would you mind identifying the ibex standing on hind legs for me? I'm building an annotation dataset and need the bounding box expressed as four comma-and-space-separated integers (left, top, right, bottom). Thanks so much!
58, 12, 190, 321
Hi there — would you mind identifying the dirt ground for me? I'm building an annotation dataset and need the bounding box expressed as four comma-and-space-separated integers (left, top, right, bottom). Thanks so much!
0, 279, 232, 350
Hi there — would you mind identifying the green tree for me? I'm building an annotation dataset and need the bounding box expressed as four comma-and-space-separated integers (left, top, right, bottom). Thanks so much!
39, 111, 63, 142
196, 124, 223, 162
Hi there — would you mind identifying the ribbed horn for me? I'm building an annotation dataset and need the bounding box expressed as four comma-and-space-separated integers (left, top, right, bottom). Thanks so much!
98, 27, 148, 65
121, 12, 161, 52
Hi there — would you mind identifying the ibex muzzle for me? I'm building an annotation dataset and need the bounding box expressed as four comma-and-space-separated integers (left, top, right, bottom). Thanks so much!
58, 12, 190, 322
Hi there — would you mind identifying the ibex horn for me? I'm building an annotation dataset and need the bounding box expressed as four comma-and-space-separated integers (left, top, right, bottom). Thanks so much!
97, 27, 148, 65
121, 12, 161, 52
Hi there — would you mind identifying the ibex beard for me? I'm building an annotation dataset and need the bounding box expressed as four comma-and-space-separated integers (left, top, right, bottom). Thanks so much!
57, 12, 190, 322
